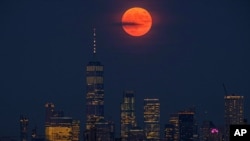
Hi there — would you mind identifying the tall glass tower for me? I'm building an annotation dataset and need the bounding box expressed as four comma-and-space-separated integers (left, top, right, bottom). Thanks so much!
86, 28, 104, 130
120, 90, 137, 141
224, 94, 244, 141
178, 110, 195, 141
144, 98, 160, 141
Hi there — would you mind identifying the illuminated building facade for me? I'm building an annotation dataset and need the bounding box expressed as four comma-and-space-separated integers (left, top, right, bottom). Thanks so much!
72, 120, 80, 141
120, 90, 136, 141
84, 29, 115, 141
168, 114, 179, 141
20, 115, 28, 141
45, 117, 73, 141
85, 28, 104, 130
44, 102, 80, 141
144, 98, 160, 141
224, 94, 244, 141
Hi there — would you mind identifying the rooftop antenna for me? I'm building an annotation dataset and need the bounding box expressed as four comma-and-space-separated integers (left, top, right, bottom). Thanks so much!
93, 27, 97, 58
223, 83, 228, 96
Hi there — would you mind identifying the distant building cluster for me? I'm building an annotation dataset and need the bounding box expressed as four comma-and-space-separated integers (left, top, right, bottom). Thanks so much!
2, 30, 247, 141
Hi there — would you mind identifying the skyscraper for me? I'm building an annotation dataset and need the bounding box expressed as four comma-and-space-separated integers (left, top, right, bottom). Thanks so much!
200, 120, 215, 141
168, 114, 179, 141
144, 98, 160, 141
224, 94, 244, 141
120, 90, 137, 141
84, 28, 114, 141
165, 108, 198, 141
85, 28, 104, 130
178, 110, 195, 141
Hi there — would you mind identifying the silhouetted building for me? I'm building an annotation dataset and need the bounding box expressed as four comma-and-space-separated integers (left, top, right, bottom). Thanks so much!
224, 94, 244, 141
144, 98, 160, 141
120, 90, 136, 141
20, 115, 28, 141
178, 110, 196, 141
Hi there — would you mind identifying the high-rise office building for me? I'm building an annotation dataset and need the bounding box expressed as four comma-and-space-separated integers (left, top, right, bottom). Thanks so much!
120, 90, 136, 141
85, 28, 104, 130
20, 115, 28, 141
84, 28, 115, 141
144, 98, 160, 141
200, 120, 215, 141
165, 108, 198, 141
224, 94, 244, 141
178, 110, 196, 141
168, 114, 179, 141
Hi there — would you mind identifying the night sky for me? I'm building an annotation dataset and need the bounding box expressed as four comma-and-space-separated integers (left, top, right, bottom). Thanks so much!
1, 0, 250, 137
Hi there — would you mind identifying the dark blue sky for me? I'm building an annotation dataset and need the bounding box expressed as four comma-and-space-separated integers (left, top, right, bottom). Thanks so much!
1, 0, 250, 137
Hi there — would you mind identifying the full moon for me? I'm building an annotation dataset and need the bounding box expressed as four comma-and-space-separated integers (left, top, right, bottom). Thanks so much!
121, 7, 152, 37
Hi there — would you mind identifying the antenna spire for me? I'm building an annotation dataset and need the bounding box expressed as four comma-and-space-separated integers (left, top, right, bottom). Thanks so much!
93, 28, 97, 56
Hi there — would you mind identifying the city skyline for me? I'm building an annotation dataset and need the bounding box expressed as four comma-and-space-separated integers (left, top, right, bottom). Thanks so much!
1, 0, 250, 138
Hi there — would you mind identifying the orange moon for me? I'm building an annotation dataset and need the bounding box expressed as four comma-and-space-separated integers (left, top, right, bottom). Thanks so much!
121, 7, 152, 37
